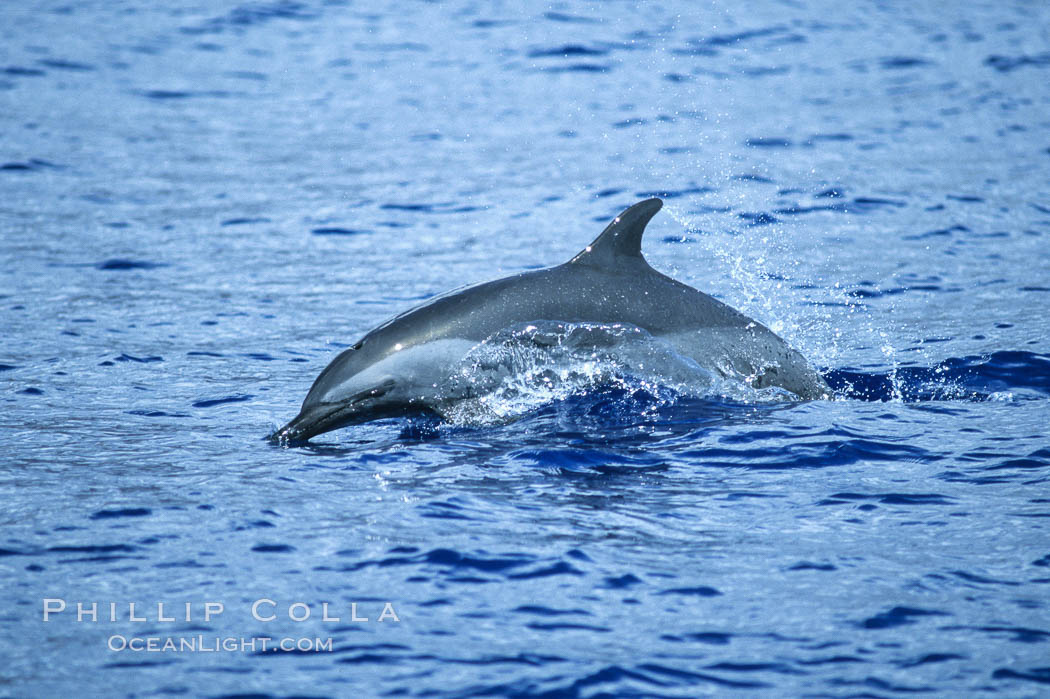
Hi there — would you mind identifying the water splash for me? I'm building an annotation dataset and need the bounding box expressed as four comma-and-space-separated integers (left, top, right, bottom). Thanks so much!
660, 200, 881, 378
439, 321, 797, 425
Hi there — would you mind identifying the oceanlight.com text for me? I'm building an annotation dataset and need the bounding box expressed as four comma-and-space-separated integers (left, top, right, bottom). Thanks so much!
107, 634, 334, 653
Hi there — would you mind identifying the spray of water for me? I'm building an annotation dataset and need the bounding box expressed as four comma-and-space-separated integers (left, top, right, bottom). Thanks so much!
658, 197, 925, 402
438, 321, 799, 425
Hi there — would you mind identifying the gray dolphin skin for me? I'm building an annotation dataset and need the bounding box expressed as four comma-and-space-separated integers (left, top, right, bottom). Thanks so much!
272, 198, 829, 442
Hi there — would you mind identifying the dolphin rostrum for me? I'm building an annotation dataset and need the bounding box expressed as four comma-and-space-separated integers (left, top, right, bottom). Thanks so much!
272, 198, 829, 442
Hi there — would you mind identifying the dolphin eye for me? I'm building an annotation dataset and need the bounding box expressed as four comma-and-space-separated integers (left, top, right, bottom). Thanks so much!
350, 340, 363, 350
371, 378, 397, 396
349, 377, 396, 404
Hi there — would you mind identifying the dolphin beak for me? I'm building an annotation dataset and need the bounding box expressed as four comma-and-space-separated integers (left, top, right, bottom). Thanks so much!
269, 402, 364, 444
269, 379, 404, 444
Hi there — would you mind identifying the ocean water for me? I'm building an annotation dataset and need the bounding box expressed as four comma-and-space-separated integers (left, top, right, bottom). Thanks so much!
2, 1, 1050, 696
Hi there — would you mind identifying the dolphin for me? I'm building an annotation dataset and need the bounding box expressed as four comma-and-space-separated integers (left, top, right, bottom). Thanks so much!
272, 198, 829, 442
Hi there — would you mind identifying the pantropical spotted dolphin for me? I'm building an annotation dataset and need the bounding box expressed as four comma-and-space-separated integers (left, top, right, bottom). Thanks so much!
272, 198, 829, 442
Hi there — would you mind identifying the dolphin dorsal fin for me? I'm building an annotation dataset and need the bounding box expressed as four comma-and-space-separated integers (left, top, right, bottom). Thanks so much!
569, 198, 663, 267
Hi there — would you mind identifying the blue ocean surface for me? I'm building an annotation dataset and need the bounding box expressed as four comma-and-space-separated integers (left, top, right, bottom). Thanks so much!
2, 1, 1050, 696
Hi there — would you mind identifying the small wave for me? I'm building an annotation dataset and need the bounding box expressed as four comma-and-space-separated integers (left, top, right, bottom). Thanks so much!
528, 45, 609, 58
193, 394, 253, 408
827, 351, 1050, 401
984, 52, 1050, 73
879, 56, 934, 70
221, 216, 271, 226
3, 66, 47, 77
113, 353, 163, 363
137, 89, 237, 100
180, 1, 319, 36
542, 11, 599, 24
1, 158, 61, 171
539, 64, 611, 74
37, 58, 95, 72
380, 202, 480, 214
745, 137, 792, 148
90, 508, 151, 520
311, 227, 369, 236
96, 259, 168, 271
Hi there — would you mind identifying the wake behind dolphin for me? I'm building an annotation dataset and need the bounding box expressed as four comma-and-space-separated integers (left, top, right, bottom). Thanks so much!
273, 198, 829, 443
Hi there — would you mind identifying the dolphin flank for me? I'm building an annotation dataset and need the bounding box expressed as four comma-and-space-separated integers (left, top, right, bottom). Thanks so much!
272, 198, 829, 442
